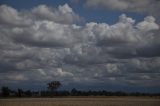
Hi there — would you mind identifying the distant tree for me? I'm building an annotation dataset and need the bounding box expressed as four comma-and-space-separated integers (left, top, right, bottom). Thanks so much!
71, 88, 78, 96
24, 90, 32, 97
47, 81, 61, 95
17, 88, 23, 97
1, 86, 10, 97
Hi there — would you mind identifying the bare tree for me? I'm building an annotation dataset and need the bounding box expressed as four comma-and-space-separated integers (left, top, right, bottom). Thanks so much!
47, 81, 61, 94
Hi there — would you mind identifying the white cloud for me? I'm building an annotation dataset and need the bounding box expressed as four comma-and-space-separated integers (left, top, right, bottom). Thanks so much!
0, 5, 22, 25
0, 4, 82, 26
105, 63, 118, 73
58, 4, 73, 13
136, 16, 159, 31
56, 68, 74, 77
0, 5, 32, 26
85, 14, 159, 46
32, 4, 82, 24
37, 69, 46, 76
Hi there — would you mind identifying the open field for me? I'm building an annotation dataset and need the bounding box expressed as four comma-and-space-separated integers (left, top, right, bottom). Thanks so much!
0, 97, 160, 106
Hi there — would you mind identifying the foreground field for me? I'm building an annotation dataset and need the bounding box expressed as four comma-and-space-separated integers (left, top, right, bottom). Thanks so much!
0, 97, 160, 106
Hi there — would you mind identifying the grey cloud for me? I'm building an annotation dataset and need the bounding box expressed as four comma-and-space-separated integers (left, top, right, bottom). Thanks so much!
0, 5, 23, 25
0, 4, 82, 26
85, 0, 159, 13
85, 0, 160, 25
0, 5, 31, 26
136, 16, 159, 31
11, 21, 77, 47
0, 4, 160, 89
31, 4, 82, 24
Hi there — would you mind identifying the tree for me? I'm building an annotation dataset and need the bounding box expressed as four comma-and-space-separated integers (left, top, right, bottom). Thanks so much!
17, 88, 23, 97
1, 86, 10, 97
47, 81, 61, 95
71, 88, 78, 96
24, 90, 32, 97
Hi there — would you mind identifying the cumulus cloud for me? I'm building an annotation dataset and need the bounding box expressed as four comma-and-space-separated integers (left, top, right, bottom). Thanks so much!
32, 4, 82, 24
85, 0, 159, 12
85, 0, 160, 25
0, 4, 82, 26
0, 4, 160, 89
86, 14, 159, 47
0, 5, 22, 25
136, 16, 159, 31
12, 21, 77, 47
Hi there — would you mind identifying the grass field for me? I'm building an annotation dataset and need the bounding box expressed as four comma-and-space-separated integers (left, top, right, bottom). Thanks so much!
0, 97, 160, 106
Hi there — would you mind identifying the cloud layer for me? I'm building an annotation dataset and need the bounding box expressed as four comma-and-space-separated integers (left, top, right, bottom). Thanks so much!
85, 0, 160, 24
0, 4, 160, 90
85, 0, 159, 13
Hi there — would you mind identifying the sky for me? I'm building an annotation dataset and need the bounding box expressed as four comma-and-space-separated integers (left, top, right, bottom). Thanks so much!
0, 0, 160, 93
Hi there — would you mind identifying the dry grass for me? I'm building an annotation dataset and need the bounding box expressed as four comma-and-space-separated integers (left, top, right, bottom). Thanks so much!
0, 97, 160, 106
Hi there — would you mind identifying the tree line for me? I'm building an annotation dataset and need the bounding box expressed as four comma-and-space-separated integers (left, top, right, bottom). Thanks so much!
1, 81, 160, 97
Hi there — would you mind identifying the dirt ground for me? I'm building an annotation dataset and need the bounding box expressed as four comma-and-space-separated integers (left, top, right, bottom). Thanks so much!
0, 97, 160, 106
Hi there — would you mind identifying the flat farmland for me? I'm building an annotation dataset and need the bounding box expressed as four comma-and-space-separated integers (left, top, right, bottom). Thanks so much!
0, 97, 160, 106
